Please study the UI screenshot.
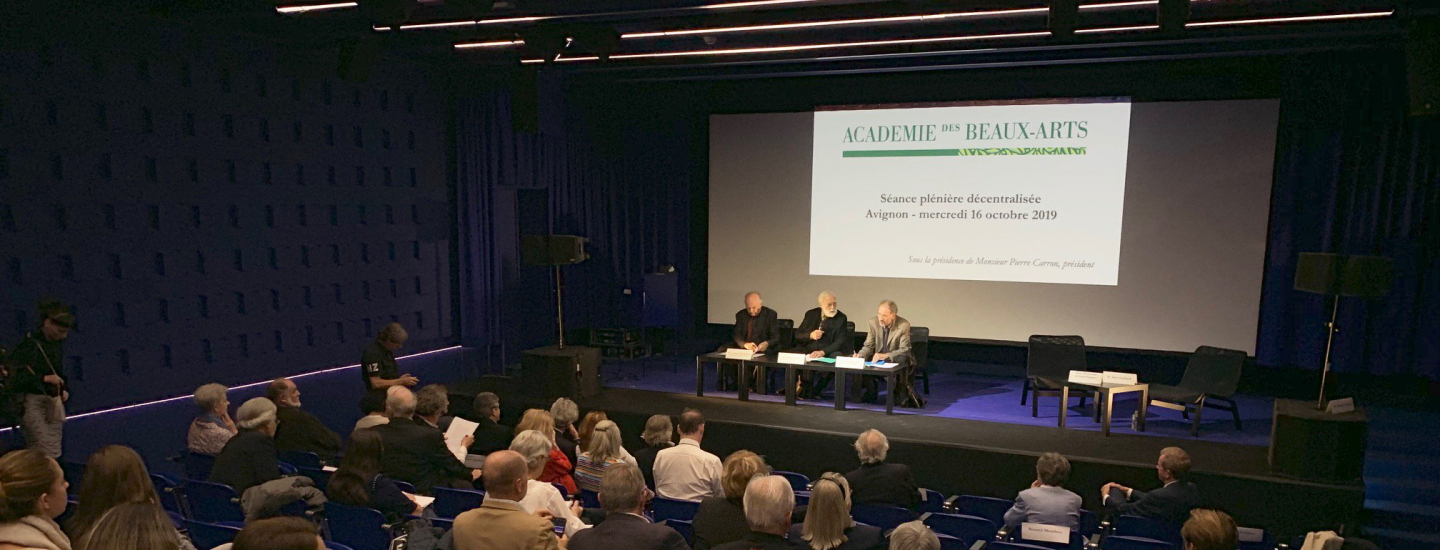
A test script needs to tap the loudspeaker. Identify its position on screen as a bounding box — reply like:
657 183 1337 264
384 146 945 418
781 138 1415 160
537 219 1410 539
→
1294 253 1393 296
1407 18 1440 117
522 235 588 266
338 38 381 83
1269 399 1368 482
520 345 601 400
1294 253 1343 294
512 68 539 133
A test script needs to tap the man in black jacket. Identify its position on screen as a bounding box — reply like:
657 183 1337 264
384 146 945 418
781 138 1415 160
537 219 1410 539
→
268 378 342 464
370 386 480 495
793 291 851 399
211 397 282 495
465 391 512 457
843 429 920 513
569 463 689 550
1102 446 1200 525
712 475 798 550
720 292 781 392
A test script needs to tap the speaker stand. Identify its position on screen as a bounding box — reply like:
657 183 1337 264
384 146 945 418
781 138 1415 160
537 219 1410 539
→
1317 294 1340 410
554 265 566 349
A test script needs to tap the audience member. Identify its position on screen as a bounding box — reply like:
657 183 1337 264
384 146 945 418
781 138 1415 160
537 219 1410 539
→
64 446 194 548
9 301 74 460
551 398 581 469
1003 452 1081 530
792 473 882 550
516 409 578 495
210 397 282 495
653 409 724 501
414 384 458 431
72 502 192 550
576 411 606 454
512 430 589 536
887 521 939 550
370 386 479 495
0 449 70 550
693 451 769 550
634 415 676 488
187 383 237 455
231 517 324 550
712 475 795 550
1102 447 1199 525
467 392 513 457
1181 509 1237 550
354 390 391 432
569 463 687 550
327 429 422 521
844 430 919 512
268 378 342 464
454 450 567 550
576 421 629 493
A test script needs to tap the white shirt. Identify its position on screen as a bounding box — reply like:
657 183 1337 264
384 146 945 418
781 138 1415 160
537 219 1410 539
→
652 438 724 501
520 479 590 536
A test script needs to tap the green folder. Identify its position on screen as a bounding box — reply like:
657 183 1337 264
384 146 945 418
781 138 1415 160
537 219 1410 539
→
814 357 837 364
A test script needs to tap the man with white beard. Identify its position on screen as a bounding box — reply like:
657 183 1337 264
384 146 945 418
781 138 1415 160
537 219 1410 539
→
792 291 852 399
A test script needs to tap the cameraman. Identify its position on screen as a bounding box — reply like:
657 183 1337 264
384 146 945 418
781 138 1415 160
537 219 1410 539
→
8 301 74 458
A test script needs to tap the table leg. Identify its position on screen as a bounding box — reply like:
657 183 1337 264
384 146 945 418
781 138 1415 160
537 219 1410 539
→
1102 392 1115 437
1059 386 1069 428
885 374 894 415
834 371 847 411
785 367 797 406
695 357 704 397
738 361 750 402
1138 387 1149 432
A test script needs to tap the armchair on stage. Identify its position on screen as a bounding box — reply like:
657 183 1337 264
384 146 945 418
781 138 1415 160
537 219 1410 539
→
1147 346 1246 436
1022 335 1096 420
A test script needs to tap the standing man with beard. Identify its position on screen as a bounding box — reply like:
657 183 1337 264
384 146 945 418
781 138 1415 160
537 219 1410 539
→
8 301 75 458
793 291 852 399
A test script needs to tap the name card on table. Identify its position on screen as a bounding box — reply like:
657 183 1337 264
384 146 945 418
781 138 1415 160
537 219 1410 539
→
835 356 866 369
1325 397 1356 414
777 352 808 365
1021 523 1071 544
724 348 758 360
1068 371 1104 385
1102 371 1139 385
1237 527 1265 543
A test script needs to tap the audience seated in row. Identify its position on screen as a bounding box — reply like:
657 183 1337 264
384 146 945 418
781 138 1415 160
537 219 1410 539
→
66 445 196 550
466 392 514 458
0 449 71 550
845 429 920 513
512 430 590 536
327 428 423 521
369 386 479 495
515 409 579 495
692 450 769 550
1102 446 1199 525
454 450 566 550
569 464 688 550
634 414 677 488
793 473 883 550
653 409 724 502
712 475 795 550
576 420 630 494
210 397 283 495
551 398 582 470
187 383 238 456
269 377 343 465
1003 452 1082 531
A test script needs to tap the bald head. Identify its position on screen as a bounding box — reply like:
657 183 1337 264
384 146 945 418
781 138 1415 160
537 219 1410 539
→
386 386 416 418
482 450 530 500
744 292 763 315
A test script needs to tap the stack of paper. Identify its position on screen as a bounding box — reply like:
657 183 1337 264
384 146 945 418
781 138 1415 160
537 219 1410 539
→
444 417 480 462
407 493 436 509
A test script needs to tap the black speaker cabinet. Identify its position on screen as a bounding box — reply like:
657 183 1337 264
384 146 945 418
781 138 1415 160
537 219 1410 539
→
1407 18 1440 117
1269 399 1369 483
521 345 601 400
522 235 589 266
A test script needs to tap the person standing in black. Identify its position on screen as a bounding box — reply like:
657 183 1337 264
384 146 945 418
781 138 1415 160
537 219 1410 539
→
720 292 780 392
361 322 418 393
8 301 74 458
793 291 851 399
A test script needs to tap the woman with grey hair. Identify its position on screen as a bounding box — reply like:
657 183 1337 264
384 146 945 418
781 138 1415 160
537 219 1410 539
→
888 521 940 550
792 473 883 550
550 397 581 468
512 430 590 535
209 397 282 494
633 414 674 487
187 383 237 455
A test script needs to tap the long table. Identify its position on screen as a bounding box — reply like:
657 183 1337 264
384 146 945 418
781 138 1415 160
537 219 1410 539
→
696 352 901 415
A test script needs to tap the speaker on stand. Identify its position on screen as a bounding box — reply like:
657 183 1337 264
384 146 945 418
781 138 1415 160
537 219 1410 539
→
519 234 601 400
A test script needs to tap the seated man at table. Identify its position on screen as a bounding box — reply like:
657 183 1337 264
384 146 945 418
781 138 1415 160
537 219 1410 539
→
853 300 923 407
794 291 852 399
718 291 781 392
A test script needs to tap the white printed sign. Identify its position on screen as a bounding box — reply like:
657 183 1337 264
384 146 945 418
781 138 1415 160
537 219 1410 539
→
777 352 808 365
724 348 758 360
1021 523 1070 544
1068 371 1103 385
836 356 866 369
1101 371 1139 385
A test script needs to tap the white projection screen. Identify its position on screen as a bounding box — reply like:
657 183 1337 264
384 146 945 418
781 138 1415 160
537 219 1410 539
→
707 99 1279 353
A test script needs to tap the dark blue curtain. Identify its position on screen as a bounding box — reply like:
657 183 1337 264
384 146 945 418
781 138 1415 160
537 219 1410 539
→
1256 57 1440 377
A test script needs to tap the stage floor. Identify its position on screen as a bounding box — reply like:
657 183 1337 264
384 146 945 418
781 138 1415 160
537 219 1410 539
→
601 357 1276 447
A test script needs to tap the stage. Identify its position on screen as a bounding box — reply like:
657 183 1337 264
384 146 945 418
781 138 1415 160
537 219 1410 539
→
449 356 1366 540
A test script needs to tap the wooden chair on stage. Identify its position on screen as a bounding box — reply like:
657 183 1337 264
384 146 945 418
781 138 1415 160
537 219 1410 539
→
1147 345 1247 436
1022 335 1095 420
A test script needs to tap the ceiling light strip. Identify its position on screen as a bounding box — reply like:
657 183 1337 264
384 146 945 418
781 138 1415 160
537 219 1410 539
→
276 1 358 14
1078 1 1158 10
606 30 1051 60
1075 24 1160 33
1186 11 1393 27
622 7 1050 39
700 0 831 9
455 39 526 49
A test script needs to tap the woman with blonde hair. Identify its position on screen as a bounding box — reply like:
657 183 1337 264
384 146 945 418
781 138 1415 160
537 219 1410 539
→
575 411 637 467
514 409 578 495
575 420 628 493
0 448 71 550
792 473 882 550
64 445 194 549
691 450 770 550
72 502 190 550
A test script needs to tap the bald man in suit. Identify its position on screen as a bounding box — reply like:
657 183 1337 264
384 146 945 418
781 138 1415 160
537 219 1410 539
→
453 450 568 550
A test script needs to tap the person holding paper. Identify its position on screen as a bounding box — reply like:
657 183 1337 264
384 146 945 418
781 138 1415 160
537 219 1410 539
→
853 300 922 407
371 386 480 495
720 292 781 392
795 291 852 399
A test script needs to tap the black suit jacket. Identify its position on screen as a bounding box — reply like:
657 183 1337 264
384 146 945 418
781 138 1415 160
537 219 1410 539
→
466 417 514 456
787 523 884 550
692 497 750 550
370 416 472 495
556 428 579 471
569 513 691 550
844 462 921 512
1105 480 1200 525
273 405 343 463
795 308 851 356
209 429 281 495
733 307 781 350
635 443 673 488
712 532 801 550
